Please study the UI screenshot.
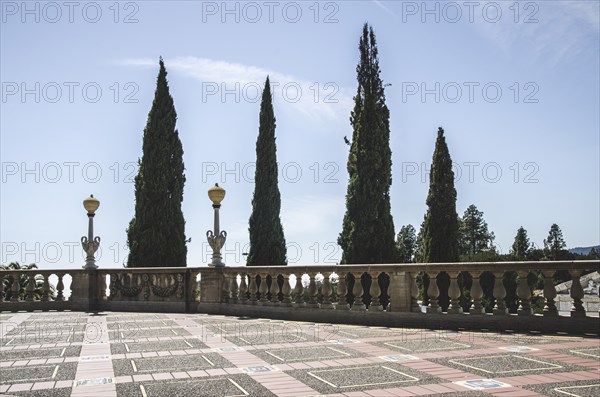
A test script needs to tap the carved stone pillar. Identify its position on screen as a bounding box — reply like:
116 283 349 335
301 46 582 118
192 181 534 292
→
426 272 441 314
352 272 366 311
469 272 484 315
447 272 463 314
493 272 507 315
516 270 531 315
569 270 586 317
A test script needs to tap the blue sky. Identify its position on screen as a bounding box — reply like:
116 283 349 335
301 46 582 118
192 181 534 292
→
1 0 599 269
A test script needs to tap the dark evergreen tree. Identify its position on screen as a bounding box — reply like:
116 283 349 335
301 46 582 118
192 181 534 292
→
511 226 532 259
338 23 398 264
127 58 187 268
543 223 566 260
413 217 426 263
459 204 495 258
422 127 459 262
247 76 287 266
396 224 416 263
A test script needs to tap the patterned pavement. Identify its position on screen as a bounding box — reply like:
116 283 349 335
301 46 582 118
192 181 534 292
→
0 311 598 396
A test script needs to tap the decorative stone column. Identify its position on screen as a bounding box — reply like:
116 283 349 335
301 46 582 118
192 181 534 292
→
447 272 463 314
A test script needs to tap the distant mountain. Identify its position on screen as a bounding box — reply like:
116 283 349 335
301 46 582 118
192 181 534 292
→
568 245 600 255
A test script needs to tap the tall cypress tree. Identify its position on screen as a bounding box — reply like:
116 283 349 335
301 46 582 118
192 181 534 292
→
126 58 187 268
338 23 397 264
247 77 287 266
422 127 459 262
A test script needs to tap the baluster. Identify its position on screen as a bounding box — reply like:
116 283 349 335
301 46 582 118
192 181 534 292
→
230 273 239 303
516 270 531 315
426 272 441 314
569 270 586 317
306 273 318 308
469 272 484 314
259 274 269 304
270 274 281 305
410 273 420 312
493 271 507 315
369 272 382 311
293 273 304 307
10 272 20 302
41 274 50 302
239 273 248 303
320 272 334 309
25 273 36 302
447 272 463 314
222 273 231 303
98 273 107 301
281 274 292 307
542 270 557 316
352 272 366 311
248 273 258 304
336 272 349 310
0 282 5 302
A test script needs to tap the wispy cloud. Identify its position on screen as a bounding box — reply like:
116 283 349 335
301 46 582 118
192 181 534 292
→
473 1 599 66
372 0 397 18
118 57 354 123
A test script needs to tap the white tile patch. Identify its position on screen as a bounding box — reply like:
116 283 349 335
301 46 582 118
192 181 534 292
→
240 365 278 373
74 377 114 387
454 379 512 390
326 339 360 344
79 355 111 362
213 346 245 353
498 346 539 352
379 355 420 362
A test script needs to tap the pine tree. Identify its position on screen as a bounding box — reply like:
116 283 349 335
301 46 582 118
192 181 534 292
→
338 23 397 264
422 127 459 262
247 77 287 266
459 204 495 257
543 223 566 260
396 225 416 263
511 226 532 259
126 58 187 268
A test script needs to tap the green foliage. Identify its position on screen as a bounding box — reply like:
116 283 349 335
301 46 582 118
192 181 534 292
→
511 226 532 259
0 262 55 300
543 223 567 260
396 224 416 263
127 58 187 268
459 204 495 258
338 23 397 264
247 77 287 266
422 127 459 263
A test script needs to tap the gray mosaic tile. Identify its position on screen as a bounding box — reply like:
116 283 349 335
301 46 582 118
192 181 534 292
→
524 379 600 397
115 374 276 397
0 362 77 384
373 338 477 353
113 353 232 376
109 326 190 341
554 347 600 360
286 362 439 394
429 354 586 377
252 345 360 364
110 338 207 354
0 387 71 397
0 345 81 360
107 319 177 330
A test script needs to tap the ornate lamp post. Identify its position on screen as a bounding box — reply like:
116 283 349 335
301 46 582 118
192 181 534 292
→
207 183 227 267
81 194 101 270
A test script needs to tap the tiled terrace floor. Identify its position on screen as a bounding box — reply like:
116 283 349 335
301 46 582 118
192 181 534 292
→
0 311 598 397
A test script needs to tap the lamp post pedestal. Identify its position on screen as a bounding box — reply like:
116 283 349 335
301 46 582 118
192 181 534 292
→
81 195 100 270
207 184 227 267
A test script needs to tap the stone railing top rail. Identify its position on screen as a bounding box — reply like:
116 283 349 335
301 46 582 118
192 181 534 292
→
0 260 598 274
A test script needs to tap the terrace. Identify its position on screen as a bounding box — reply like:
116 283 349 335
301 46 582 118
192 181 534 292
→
1 260 599 396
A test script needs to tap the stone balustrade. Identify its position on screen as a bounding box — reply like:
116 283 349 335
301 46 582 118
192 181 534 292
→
1 260 598 334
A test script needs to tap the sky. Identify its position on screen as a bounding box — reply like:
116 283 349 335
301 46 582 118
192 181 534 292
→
1 0 599 270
